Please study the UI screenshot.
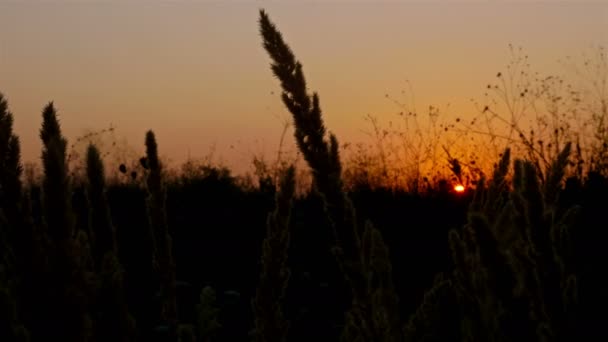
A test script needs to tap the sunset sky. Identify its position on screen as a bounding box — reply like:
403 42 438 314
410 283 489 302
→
1 1 606 174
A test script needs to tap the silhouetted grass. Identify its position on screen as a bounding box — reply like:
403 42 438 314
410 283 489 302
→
1 11 608 342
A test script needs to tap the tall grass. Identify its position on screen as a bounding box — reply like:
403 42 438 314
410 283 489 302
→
0 10 606 342
0 92 28 341
252 166 295 342
86 144 136 341
259 10 402 342
144 130 178 341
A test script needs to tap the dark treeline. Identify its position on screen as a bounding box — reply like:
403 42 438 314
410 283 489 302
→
2 9 608 342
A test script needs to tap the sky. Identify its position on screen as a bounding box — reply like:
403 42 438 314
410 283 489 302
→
0 0 606 175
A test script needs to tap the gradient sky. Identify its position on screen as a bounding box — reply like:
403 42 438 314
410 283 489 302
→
1 1 606 174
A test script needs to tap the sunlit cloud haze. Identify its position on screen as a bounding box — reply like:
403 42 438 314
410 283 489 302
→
1 1 606 174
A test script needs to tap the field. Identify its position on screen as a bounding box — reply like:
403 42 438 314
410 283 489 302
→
1 9 608 342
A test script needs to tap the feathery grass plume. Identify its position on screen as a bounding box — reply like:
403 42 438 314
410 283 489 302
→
259 10 401 342
516 161 556 323
86 143 136 341
543 142 571 205
252 166 295 342
86 144 116 267
196 286 221 342
0 94 25 292
40 102 73 241
520 161 545 234
468 149 511 218
13 176 51 342
0 93 23 228
0 94 27 341
484 149 511 213
469 176 487 212
513 156 579 342
509 160 557 340
258 10 355 254
144 130 178 340
39 102 94 341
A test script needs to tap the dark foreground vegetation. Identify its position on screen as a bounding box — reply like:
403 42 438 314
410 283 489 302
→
2 10 608 342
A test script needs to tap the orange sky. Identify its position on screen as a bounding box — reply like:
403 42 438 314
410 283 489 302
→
1 1 606 175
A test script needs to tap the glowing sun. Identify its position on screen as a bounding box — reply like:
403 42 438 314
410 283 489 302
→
454 184 465 193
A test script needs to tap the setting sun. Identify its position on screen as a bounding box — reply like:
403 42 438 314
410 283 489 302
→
454 184 465 193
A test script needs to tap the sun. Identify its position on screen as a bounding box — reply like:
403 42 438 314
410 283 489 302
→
454 184 465 193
